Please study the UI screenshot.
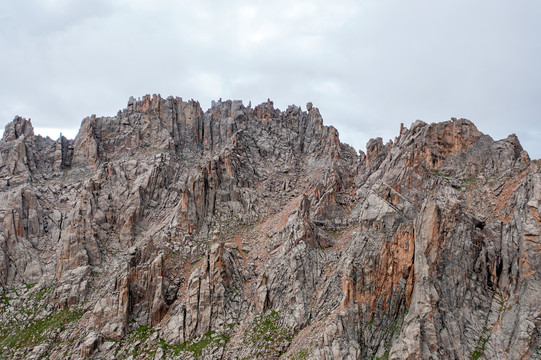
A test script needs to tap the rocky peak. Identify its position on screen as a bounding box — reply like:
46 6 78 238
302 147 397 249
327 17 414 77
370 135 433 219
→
2 116 34 141
66 95 348 169
0 97 539 360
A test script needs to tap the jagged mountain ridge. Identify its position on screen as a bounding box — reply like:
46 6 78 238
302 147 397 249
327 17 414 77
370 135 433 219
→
0 94 540 359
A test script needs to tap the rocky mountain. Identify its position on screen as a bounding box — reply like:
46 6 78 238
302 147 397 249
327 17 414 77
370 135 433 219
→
0 94 539 359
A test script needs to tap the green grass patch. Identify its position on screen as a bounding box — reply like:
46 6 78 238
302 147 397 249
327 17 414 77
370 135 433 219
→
134 324 154 341
30 284 55 303
291 348 310 360
375 351 390 360
242 310 292 357
160 330 231 358
0 306 83 350
2 295 14 306
126 325 157 358
470 335 488 360
430 169 454 178
23 282 36 290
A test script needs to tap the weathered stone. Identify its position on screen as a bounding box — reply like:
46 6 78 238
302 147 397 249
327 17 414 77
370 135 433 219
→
0 98 539 360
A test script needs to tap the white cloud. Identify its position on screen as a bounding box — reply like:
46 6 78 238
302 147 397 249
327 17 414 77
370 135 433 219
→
34 127 79 140
1 0 540 158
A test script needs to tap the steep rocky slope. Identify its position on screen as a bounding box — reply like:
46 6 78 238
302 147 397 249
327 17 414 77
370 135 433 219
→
0 94 539 359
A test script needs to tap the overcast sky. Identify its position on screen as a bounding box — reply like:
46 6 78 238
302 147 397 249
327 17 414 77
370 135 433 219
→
1 0 540 158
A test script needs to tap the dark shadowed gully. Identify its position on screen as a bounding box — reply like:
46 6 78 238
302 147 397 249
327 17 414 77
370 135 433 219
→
0 95 540 359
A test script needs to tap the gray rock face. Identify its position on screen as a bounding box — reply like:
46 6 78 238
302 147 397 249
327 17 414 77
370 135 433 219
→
0 96 539 359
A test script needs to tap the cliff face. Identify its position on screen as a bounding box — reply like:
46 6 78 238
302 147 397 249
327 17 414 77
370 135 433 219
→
0 95 539 359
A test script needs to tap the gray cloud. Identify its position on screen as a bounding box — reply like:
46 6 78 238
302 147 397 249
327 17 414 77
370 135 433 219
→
1 0 540 158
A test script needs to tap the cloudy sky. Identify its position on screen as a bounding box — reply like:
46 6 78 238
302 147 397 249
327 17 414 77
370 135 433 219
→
1 0 540 158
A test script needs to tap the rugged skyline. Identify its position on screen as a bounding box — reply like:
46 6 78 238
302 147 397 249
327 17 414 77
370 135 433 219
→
1 0 540 158
0 96 539 358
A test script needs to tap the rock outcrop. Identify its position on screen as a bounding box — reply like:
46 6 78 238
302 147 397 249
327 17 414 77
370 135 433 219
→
0 95 539 359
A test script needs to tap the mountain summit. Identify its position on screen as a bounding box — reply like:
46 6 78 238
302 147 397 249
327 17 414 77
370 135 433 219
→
0 95 539 359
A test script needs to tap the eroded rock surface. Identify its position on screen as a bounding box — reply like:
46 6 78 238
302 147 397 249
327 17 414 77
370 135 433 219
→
0 96 539 359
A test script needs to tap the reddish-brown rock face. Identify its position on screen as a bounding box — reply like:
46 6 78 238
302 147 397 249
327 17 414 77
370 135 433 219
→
0 95 539 359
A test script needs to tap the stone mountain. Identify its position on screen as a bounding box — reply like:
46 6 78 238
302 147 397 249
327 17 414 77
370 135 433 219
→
0 94 539 359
